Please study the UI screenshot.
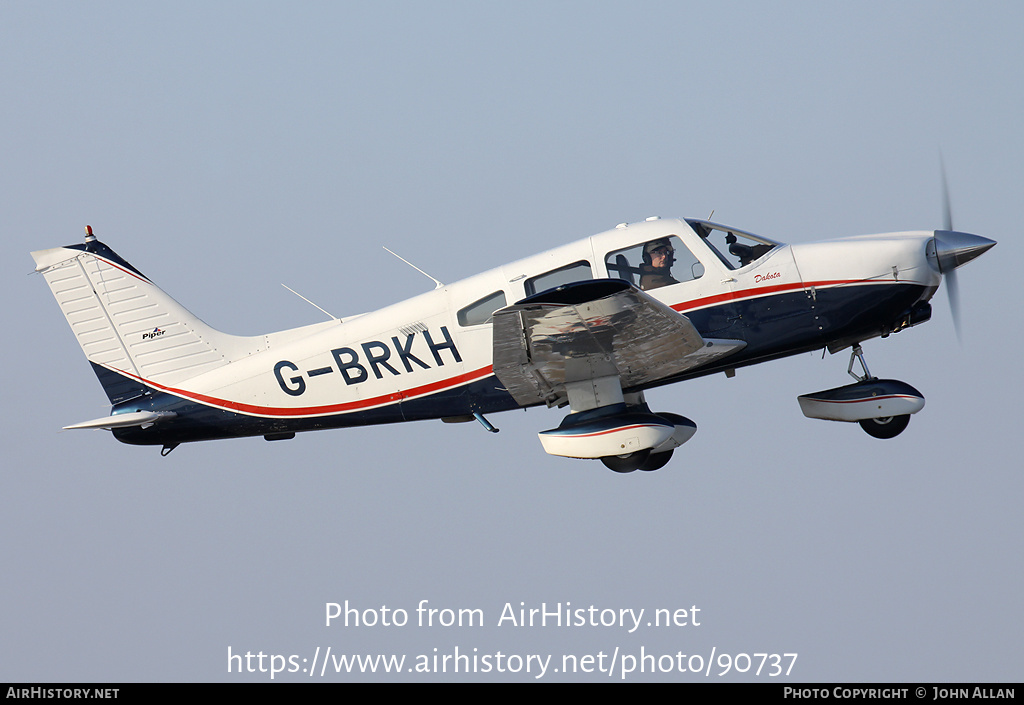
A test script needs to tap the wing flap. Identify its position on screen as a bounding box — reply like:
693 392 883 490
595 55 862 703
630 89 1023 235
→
492 280 745 407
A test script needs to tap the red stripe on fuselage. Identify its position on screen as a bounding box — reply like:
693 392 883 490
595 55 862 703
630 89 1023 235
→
100 278 917 419
549 423 670 439
670 278 915 314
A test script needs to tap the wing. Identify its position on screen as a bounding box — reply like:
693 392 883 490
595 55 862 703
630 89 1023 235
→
492 279 746 408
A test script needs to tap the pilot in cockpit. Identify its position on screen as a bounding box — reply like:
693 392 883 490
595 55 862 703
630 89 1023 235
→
639 238 680 291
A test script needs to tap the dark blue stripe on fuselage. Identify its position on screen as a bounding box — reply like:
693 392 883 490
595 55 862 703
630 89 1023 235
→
109 373 519 446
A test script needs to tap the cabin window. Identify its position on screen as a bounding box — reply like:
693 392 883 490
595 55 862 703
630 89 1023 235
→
686 220 779 269
525 260 593 296
604 235 704 291
457 290 507 327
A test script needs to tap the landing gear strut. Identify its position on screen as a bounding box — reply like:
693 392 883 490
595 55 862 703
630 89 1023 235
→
847 344 912 439
847 344 872 382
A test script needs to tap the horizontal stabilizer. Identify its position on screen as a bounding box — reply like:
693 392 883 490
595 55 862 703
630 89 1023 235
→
63 411 177 430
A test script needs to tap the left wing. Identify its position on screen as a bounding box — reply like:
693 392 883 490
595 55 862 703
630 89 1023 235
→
491 280 745 408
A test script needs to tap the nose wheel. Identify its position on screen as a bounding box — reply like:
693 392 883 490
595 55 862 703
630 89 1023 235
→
858 414 911 439
798 344 924 439
848 345 914 439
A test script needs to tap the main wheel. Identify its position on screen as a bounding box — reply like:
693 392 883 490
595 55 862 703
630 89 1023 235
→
638 449 674 471
601 449 651 473
858 414 910 439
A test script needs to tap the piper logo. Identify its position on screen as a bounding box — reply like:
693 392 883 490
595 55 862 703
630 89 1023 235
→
142 327 166 341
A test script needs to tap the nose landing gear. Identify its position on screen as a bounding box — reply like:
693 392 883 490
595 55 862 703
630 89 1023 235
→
858 414 911 439
797 345 924 439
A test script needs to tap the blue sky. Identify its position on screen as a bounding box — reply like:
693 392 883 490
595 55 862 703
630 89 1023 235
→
3 1 1021 681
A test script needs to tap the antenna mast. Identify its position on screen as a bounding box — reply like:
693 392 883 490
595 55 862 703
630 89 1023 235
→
383 246 444 289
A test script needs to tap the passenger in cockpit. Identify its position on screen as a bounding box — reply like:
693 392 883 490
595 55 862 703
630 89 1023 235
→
726 233 755 267
639 238 680 291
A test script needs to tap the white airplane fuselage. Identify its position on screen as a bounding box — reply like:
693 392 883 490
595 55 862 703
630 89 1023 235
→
32 216 991 455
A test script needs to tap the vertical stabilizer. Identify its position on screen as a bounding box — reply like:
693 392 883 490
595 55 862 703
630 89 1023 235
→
32 234 263 403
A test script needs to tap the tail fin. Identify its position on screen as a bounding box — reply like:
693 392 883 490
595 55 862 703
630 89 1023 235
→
32 231 263 404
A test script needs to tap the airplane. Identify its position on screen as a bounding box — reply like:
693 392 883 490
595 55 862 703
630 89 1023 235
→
31 213 994 471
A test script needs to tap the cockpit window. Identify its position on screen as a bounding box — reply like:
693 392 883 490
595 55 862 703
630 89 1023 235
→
605 235 704 291
525 260 593 296
457 290 507 327
686 220 779 269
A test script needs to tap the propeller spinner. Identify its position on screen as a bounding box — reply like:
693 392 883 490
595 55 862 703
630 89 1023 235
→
933 168 996 340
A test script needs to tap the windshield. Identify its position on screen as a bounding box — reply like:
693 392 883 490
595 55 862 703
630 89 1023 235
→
686 219 781 270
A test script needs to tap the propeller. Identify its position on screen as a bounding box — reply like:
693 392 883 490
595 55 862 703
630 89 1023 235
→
940 164 961 341
932 162 995 341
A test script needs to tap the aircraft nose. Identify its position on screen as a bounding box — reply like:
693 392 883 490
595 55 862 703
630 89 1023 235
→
932 230 996 273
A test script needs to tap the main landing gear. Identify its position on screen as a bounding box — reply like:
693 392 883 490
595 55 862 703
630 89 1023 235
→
604 411 693 472
797 344 925 439
601 445 677 473
538 396 697 474
602 449 652 473
595 409 697 473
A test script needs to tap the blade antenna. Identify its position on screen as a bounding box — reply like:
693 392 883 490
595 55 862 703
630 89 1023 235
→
383 246 444 289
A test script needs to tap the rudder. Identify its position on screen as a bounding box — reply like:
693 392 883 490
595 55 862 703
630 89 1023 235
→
32 230 263 403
